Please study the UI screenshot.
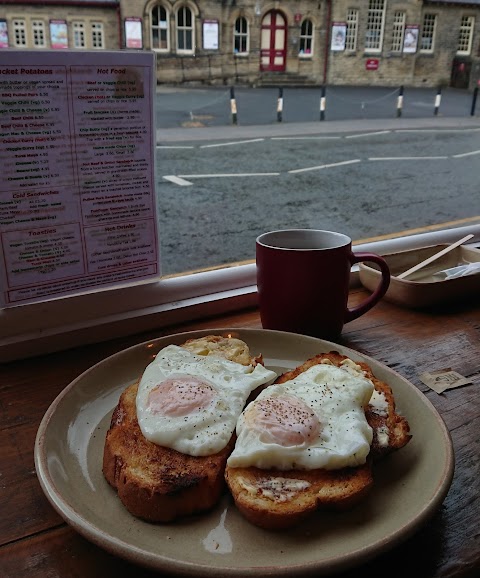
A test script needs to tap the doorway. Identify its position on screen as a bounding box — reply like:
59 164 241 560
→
260 10 287 72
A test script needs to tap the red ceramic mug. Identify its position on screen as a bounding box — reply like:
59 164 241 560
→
256 229 390 339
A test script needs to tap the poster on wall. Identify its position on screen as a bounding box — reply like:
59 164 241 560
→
203 20 219 50
331 22 347 51
403 25 419 53
125 17 143 49
50 20 68 49
0 20 8 48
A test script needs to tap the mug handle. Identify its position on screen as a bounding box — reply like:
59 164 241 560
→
345 252 391 323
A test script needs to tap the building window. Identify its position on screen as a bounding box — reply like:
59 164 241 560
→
391 12 405 52
234 16 248 54
345 9 358 51
176 6 194 53
32 20 46 48
457 16 474 55
365 0 385 52
420 14 436 53
299 19 313 56
13 19 27 47
152 5 169 51
91 22 104 49
73 22 85 48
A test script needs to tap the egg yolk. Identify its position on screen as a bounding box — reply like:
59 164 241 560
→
147 375 216 417
246 394 321 446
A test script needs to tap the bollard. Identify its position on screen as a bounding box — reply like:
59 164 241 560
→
471 86 479 116
277 87 283 122
319 85 326 121
434 86 442 116
230 86 238 125
396 85 404 118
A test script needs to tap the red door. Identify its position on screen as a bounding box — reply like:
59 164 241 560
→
260 11 287 72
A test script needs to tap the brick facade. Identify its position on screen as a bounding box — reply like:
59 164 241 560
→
1 0 479 89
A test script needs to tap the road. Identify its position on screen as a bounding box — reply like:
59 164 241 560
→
155 125 479 275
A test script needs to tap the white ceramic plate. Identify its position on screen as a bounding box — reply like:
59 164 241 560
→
34 328 454 577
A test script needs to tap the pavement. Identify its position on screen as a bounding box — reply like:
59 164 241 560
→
156 114 480 143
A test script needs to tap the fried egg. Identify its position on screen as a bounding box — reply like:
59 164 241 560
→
136 344 277 457
227 362 374 470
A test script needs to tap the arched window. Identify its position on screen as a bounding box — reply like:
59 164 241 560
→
151 4 169 51
234 16 249 54
176 6 194 53
299 19 313 56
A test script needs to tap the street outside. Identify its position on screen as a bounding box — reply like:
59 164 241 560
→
154 86 480 276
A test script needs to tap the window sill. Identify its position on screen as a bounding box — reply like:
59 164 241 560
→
2 224 480 362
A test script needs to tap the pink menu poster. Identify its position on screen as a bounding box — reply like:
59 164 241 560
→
0 51 159 307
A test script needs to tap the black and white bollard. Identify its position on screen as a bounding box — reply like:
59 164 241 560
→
434 86 442 116
277 87 283 122
230 87 238 125
396 85 404 118
319 85 326 121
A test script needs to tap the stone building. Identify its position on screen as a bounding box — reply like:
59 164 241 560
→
1 0 479 89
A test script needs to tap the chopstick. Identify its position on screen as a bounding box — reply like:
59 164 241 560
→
396 234 475 280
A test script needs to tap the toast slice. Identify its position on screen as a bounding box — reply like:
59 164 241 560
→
225 351 411 530
103 335 274 522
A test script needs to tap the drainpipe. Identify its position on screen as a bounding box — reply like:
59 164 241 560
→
322 0 332 85
117 2 122 49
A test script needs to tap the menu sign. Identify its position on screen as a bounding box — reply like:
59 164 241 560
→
0 51 159 307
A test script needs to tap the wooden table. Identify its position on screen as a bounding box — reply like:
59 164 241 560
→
1 287 479 577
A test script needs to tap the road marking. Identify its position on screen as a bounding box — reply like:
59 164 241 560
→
178 172 280 178
157 145 195 149
200 138 264 148
452 149 480 158
288 159 361 174
395 128 480 133
368 156 448 161
346 131 391 139
163 175 193 186
271 136 342 140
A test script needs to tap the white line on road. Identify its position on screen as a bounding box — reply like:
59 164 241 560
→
346 131 391 139
368 156 449 161
178 172 280 178
157 145 195 149
270 136 342 140
200 138 264 148
452 149 480 158
163 175 193 186
395 128 480 133
288 159 361 174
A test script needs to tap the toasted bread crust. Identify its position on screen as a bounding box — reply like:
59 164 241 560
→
103 381 235 522
225 351 411 530
103 334 264 523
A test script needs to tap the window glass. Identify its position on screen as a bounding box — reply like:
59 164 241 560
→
420 14 436 52
32 20 46 48
365 0 385 51
299 19 313 55
151 5 169 50
457 15 474 54
176 6 194 52
391 12 405 52
345 9 358 51
234 16 248 54
73 21 86 48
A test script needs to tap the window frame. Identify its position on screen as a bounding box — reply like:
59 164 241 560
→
299 18 314 57
32 19 46 48
176 5 194 54
73 21 86 49
13 18 27 48
233 15 249 55
345 9 359 51
456 15 475 55
151 4 170 52
3 224 479 363
420 13 437 54
364 0 386 53
91 21 105 49
391 11 405 53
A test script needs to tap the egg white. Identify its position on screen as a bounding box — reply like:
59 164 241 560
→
136 344 277 456
227 363 374 470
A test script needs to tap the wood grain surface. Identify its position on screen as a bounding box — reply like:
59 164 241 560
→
1 289 479 577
